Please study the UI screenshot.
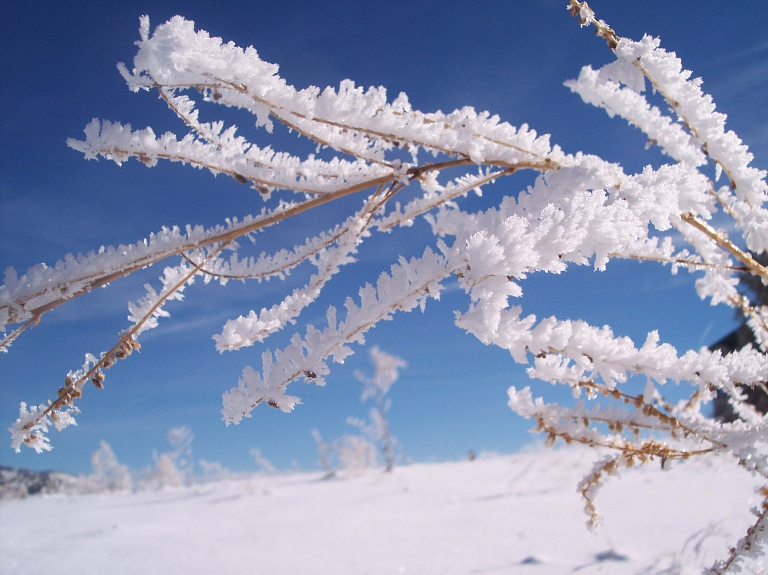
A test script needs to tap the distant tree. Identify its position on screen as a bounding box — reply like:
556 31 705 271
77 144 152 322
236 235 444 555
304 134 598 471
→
3 1 767 571
311 429 335 479
165 425 194 484
352 346 406 472
152 453 184 488
311 346 405 474
333 434 378 475
249 447 276 475
139 425 194 489
90 440 132 492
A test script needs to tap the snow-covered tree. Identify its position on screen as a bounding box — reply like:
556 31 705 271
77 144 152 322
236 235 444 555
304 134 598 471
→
310 429 335 479
142 426 195 489
2 1 767 571
249 447 276 475
90 440 132 492
333 434 378 475
353 346 406 471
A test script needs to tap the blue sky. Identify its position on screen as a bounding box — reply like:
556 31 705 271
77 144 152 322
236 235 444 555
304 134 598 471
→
1 1 767 475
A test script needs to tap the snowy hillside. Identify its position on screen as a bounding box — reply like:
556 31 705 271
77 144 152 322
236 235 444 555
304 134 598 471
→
0 447 762 575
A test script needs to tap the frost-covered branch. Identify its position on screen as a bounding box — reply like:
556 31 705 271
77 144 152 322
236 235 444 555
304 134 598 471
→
221 247 446 421
4 6 768 571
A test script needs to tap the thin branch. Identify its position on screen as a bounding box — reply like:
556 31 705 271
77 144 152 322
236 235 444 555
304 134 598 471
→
92 146 338 195
567 0 620 50
20 241 231 437
157 86 225 148
681 214 768 282
613 252 749 272
151 74 562 168
378 162 554 232
709 493 768 574
1 173 396 349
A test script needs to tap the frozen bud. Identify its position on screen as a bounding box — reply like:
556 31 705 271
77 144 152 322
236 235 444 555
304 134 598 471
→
91 371 105 388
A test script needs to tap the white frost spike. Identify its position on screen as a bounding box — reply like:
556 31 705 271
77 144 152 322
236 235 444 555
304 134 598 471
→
139 15 150 42
222 248 447 424
566 64 706 167
214 203 375 352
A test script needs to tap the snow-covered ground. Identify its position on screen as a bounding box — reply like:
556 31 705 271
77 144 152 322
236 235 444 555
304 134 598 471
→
0 446 763 575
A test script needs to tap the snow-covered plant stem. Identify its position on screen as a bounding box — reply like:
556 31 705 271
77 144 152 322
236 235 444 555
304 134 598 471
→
3 3 768 571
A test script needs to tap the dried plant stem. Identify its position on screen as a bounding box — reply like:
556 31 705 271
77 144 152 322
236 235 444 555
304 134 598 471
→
157 86 228 148
379 161 557 232
708 187 743 226
0 173 392 348
682 214 768 282
726 293 768 346
191 75 397 168
612 252 749 272
580 380 726 448
0 317 39 352
235 261 453 417
179 184 389 282
710 493 768 575
20 241 231 438
111 147 340 195
157 72 561 168
567 0 620 50
2 155 553 350
564 6 768 568
533 378 728 528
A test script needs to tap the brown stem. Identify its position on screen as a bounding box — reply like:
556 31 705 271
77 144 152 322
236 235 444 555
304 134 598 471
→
219 183 399 349
100 147 338 195
22 242 231 433
3 156 548 345
379 163 549 232
153 75 561 168
612 252 749 272
577 379 727 449
681 214 768 282
1 173 396 348
710 494 768 574
233 260 454 420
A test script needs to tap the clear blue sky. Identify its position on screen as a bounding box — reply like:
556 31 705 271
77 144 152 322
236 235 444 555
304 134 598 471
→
1 1 766 475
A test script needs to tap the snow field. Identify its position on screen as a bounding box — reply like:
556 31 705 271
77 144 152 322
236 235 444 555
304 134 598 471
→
0 447 762 575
